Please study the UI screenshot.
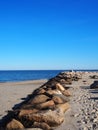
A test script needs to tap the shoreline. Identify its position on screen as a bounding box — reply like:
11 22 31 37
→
0 79 47 86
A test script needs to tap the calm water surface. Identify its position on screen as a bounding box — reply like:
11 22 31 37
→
0 70 97 82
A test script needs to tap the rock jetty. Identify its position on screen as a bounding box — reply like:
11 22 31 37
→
0 71 82 130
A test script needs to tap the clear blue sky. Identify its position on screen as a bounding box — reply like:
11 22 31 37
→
0 0 98 70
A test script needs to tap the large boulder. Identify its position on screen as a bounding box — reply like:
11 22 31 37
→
19 109 64 127
56 102 70 113
28 94 50 105
18 109 39 118
35 100 55 110
62 90 71 97
56 83 65 91
52 95 64 104
33 88 46 95
6 119 24 130
45 89 62 96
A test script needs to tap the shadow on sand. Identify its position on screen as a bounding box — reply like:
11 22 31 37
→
80 86 90 89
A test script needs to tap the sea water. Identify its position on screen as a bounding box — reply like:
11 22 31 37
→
0 70 97 82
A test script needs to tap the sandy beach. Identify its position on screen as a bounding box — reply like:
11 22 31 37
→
0 72 98 130
0 79 47 119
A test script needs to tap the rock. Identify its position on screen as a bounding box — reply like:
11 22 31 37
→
33 122 51 130
62 90 71 96
3 71 73 130
56 83 65 91
92 123 97 129
46 89 62 95
90 81 98 89
20 109 64 127
83 127 88 130
28 94 50 105
53 94 70 102
35 100 55 110
73 73 82 80
74 114 79 117
18 109 39 118
90 75 98 79
93 118 98 123
52 96 64 104
35 88 46 95
20 104 34 109
6 119 24 130
56 102 70 113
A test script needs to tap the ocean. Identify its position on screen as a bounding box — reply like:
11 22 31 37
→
0 70 65 82
0 70 98 83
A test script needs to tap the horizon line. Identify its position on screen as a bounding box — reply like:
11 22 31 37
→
0 69 98 71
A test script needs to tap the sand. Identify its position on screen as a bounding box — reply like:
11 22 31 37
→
0 72 98 130
0 79 47 119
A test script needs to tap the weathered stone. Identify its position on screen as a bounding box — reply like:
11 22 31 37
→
46 89 62 95
62 90 71 96
33 122 51 130
21 110 64 127
29 94 50 105
20 104 34 109
56 102 70 113
6 119 24 130
35 100 55 110
53 94 70 102
56 83 65 91
52 96 64 104
36 88 46 95
18 109 39 118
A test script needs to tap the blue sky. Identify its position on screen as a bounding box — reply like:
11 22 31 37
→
0 0 98 70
